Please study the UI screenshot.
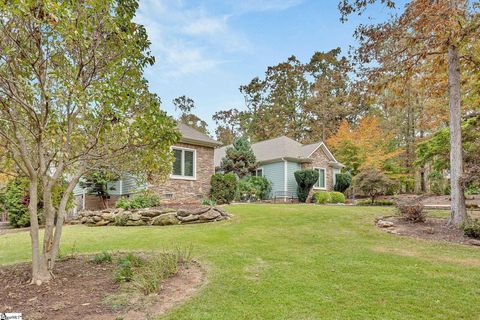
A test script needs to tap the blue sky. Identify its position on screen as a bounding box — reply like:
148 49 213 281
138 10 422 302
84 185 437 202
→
135 0 403 133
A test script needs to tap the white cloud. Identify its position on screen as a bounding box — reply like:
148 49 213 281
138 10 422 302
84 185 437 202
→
135 0 250 78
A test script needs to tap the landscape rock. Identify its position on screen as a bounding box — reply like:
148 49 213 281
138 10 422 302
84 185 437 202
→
95 220 110 226
199 209 220 221
178 215 199 223
73 205 230 227
129 213 142 221
466 239 480 246
125 219 147 226
377 220 394 228
152 213 179 226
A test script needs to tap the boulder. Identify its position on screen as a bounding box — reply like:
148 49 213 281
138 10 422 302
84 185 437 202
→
199 209 220 221
178 215 199 223
466 239 480 246
151 213 179 226
101 212 115 222
177 207 210 217
129 213 142 221
95 220 110 226
125 219 147 226
377 220 394 228
141 208 176 218
92 215 102 222
213 207 229 217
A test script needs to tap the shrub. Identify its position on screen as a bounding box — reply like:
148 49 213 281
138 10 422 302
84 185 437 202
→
114 212 129 226
237 176 272 201
357 199 394 206
90 251 113 264
354 168 394 203
115 191 161 209
201 198 217 206
294 169 319 203
314 192 331 204
462 219 480 239
247 176 272 200
334 173 352 193
374 200 395 206
4 177 30 228
210 173 237 204
397 203 426 223
329 192 346 204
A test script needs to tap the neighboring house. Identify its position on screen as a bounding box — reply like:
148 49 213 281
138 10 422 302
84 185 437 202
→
74 123 221 210
214 136 344 198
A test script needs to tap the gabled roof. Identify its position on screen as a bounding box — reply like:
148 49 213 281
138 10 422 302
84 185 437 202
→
214 135 342 167
177 123 222 147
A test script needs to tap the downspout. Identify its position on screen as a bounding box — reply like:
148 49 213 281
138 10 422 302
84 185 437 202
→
283 158 287 193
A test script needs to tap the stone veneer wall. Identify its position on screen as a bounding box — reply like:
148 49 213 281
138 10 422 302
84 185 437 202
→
302 146 334 194
149 142 215 204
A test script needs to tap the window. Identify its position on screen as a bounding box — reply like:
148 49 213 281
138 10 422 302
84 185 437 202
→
254 168 263 177
171 148 196 179
314 168 326 189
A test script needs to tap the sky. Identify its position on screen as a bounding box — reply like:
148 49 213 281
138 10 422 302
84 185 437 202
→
134 0 404 134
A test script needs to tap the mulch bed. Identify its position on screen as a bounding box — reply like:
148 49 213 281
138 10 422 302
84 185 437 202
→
0 255 204 320
376 216 480 247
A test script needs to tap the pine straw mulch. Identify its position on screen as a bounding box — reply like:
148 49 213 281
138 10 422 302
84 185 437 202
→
0 254 204 320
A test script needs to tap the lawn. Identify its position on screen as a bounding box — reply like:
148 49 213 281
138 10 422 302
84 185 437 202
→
1 205 479 319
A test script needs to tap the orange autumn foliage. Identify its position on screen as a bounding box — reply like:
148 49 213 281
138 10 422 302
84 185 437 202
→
327 116 400 173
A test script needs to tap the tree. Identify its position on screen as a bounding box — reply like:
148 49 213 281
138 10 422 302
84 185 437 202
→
173 95 209 135
327 117 399 175
294 169 320 203
0 0 179 283
220 136 257 178
212 109 242 145
213 50 360 143
79 169 120 209
354 168 394 204
338 0 480 226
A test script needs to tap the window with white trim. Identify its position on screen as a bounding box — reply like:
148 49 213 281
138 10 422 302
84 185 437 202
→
314 168 326 189
253 168 263 177
172 148 196 178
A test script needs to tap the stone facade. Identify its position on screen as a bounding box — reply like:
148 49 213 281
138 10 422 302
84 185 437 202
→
302 146 334 191
150 142 215 204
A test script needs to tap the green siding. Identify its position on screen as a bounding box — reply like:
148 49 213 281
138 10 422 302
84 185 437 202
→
260 161 285 197
286 162 301 195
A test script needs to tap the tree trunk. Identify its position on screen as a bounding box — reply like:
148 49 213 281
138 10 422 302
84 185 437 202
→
29 178 52 284
447 44 468 227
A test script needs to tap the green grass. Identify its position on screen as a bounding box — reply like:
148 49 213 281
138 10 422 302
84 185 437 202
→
1 205 479 319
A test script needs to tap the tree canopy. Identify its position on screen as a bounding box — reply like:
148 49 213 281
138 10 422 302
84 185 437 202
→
0 0 179 283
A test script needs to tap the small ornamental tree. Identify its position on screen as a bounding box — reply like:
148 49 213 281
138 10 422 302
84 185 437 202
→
334 173 352 193
79 169 121 209
220 136 257 178
0 0 179 283
354 168 393 204
294 169 319 203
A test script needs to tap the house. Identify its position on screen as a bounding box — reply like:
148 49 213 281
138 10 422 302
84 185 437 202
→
214 136 344 198
74 123 222 210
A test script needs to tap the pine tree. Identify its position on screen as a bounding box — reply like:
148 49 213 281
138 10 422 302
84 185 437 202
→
220 137 257 178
